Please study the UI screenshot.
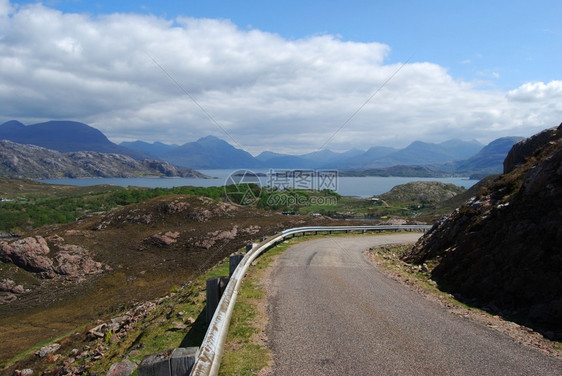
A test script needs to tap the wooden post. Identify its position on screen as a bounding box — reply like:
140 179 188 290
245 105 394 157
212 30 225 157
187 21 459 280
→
206 276 229 324
229 254 244 278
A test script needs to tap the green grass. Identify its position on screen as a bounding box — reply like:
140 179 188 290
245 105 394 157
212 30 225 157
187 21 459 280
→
219 239 295 375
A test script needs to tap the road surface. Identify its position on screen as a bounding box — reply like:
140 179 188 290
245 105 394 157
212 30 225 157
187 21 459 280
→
267 234 562 375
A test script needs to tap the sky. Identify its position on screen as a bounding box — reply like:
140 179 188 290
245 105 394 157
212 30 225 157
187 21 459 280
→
1 0 561 155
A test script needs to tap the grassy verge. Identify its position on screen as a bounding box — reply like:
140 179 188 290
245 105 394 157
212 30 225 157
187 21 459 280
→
219 240 294 375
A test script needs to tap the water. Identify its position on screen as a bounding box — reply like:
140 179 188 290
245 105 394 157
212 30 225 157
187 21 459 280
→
39 169 479 198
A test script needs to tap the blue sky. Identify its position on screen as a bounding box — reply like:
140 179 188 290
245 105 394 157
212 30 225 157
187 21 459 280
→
22 0 561 88
1 0 561 153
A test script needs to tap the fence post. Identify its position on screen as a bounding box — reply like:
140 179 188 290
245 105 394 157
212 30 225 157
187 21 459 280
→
229 254 244 278
206 276 230 324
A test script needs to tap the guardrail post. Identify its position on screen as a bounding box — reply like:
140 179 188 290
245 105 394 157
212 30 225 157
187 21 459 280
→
206 276 230 324
245 243 253 252
138 347 199 376
229 254 244 278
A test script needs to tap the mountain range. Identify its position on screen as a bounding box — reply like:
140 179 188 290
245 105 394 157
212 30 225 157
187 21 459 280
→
0 120 525 178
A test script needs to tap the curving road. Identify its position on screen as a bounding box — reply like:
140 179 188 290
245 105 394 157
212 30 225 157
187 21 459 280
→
267 235 562 375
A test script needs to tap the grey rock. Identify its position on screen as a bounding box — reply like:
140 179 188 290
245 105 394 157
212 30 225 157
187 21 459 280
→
35 343 61 358
107 359 136 376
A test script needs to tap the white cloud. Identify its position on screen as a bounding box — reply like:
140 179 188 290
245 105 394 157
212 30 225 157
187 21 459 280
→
507 81 562 102
0 1 560 155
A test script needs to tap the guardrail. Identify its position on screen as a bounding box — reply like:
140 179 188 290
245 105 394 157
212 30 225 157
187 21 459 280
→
189 224 430 376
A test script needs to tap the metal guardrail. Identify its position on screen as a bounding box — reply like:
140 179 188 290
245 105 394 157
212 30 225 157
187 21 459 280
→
189 225 431 376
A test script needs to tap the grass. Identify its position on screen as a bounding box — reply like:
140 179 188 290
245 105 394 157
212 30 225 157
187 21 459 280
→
219 239 295 375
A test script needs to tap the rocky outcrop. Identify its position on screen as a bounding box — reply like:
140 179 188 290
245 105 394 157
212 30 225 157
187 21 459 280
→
194 226 238 249
52 244 108 277
0 140 207 179
148 231 181 246
503 123 561 173
0 235 110 302
0 236 53 274
404 124 562 336
0 278 25 294
0 278 26 304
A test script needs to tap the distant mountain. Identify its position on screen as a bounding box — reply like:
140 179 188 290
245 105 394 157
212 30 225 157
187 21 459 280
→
341 165 450 178
256 148 366 169
0 120 522 177
255 151 288 162
258 155 312 168
161 135 263 169
0 120 148 160
380 140 482 167
120 140 179 158
0 140 206 179
346 137 522 178
454 137 524 178
337 146 398 169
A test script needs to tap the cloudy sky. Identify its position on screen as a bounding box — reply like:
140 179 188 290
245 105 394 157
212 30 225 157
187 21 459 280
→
1 0 561 155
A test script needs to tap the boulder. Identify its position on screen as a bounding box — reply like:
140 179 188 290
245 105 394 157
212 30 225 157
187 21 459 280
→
0 279 24 294
0 236 53 273
107 359 136 376
35 343 61 358
52 244 108 277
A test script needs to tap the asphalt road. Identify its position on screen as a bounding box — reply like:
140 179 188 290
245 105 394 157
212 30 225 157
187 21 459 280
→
267 234 562 375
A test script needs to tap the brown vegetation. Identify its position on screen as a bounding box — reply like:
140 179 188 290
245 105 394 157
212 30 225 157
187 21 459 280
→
0 194 336 366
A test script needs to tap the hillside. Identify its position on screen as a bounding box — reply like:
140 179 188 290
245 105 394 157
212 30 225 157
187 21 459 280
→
403 123 562 336
0 191 336 367
0 140 205 179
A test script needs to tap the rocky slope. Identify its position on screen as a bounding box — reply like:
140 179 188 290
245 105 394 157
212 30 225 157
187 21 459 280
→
404 124 562 337
0 140 206 179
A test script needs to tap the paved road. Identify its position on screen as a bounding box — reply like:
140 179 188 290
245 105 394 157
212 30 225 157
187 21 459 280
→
267 235 562 375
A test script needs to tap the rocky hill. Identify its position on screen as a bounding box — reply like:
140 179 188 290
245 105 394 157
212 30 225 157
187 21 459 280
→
379 181 465 204
0 192 336 365
404 123 562 337
0 140 206 179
